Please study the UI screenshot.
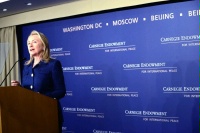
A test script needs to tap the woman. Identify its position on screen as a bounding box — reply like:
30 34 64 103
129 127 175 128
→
12 30 66 132
11 30 66 99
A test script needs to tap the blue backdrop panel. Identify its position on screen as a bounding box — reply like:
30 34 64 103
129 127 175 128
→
20 0 199 133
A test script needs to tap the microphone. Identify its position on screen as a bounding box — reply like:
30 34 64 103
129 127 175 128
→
0 58 26 86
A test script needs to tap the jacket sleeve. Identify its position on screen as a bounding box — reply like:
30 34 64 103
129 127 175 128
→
45 60 66 99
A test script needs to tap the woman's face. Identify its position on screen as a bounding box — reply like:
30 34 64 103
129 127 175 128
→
27 34 44 57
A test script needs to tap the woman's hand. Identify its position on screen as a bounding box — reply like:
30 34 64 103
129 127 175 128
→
11 80 20 86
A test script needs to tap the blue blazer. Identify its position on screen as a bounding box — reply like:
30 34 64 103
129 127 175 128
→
22 59 66 99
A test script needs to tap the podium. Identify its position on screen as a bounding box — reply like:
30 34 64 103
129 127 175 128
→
0 86 59 133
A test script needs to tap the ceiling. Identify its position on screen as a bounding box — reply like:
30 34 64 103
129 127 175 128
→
0 0 78 18
0 0 186 18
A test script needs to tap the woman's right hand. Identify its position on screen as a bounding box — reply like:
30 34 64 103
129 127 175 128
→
11 80 20 86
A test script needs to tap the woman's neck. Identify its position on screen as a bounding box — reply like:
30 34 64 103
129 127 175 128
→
33 57 42 67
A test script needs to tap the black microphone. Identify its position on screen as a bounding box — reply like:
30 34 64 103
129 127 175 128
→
0 58 26 86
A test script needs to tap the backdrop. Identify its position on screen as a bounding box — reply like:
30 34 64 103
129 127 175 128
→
19 0 199 133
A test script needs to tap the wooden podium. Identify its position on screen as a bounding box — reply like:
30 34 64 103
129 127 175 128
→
0 86 59 133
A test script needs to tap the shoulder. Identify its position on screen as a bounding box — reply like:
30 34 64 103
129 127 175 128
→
23 61 32 69
48 58 62 68
48 58 61 65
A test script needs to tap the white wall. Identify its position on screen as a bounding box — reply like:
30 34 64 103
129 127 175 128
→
0 0 166 28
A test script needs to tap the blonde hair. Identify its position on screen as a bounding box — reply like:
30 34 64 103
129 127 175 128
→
25 30 50 65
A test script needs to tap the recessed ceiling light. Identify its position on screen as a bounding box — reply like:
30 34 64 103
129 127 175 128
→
3 9 7 11
27 3 32 6
0 0 9 3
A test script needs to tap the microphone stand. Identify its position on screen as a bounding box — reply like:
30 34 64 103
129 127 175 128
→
0 58 26 86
